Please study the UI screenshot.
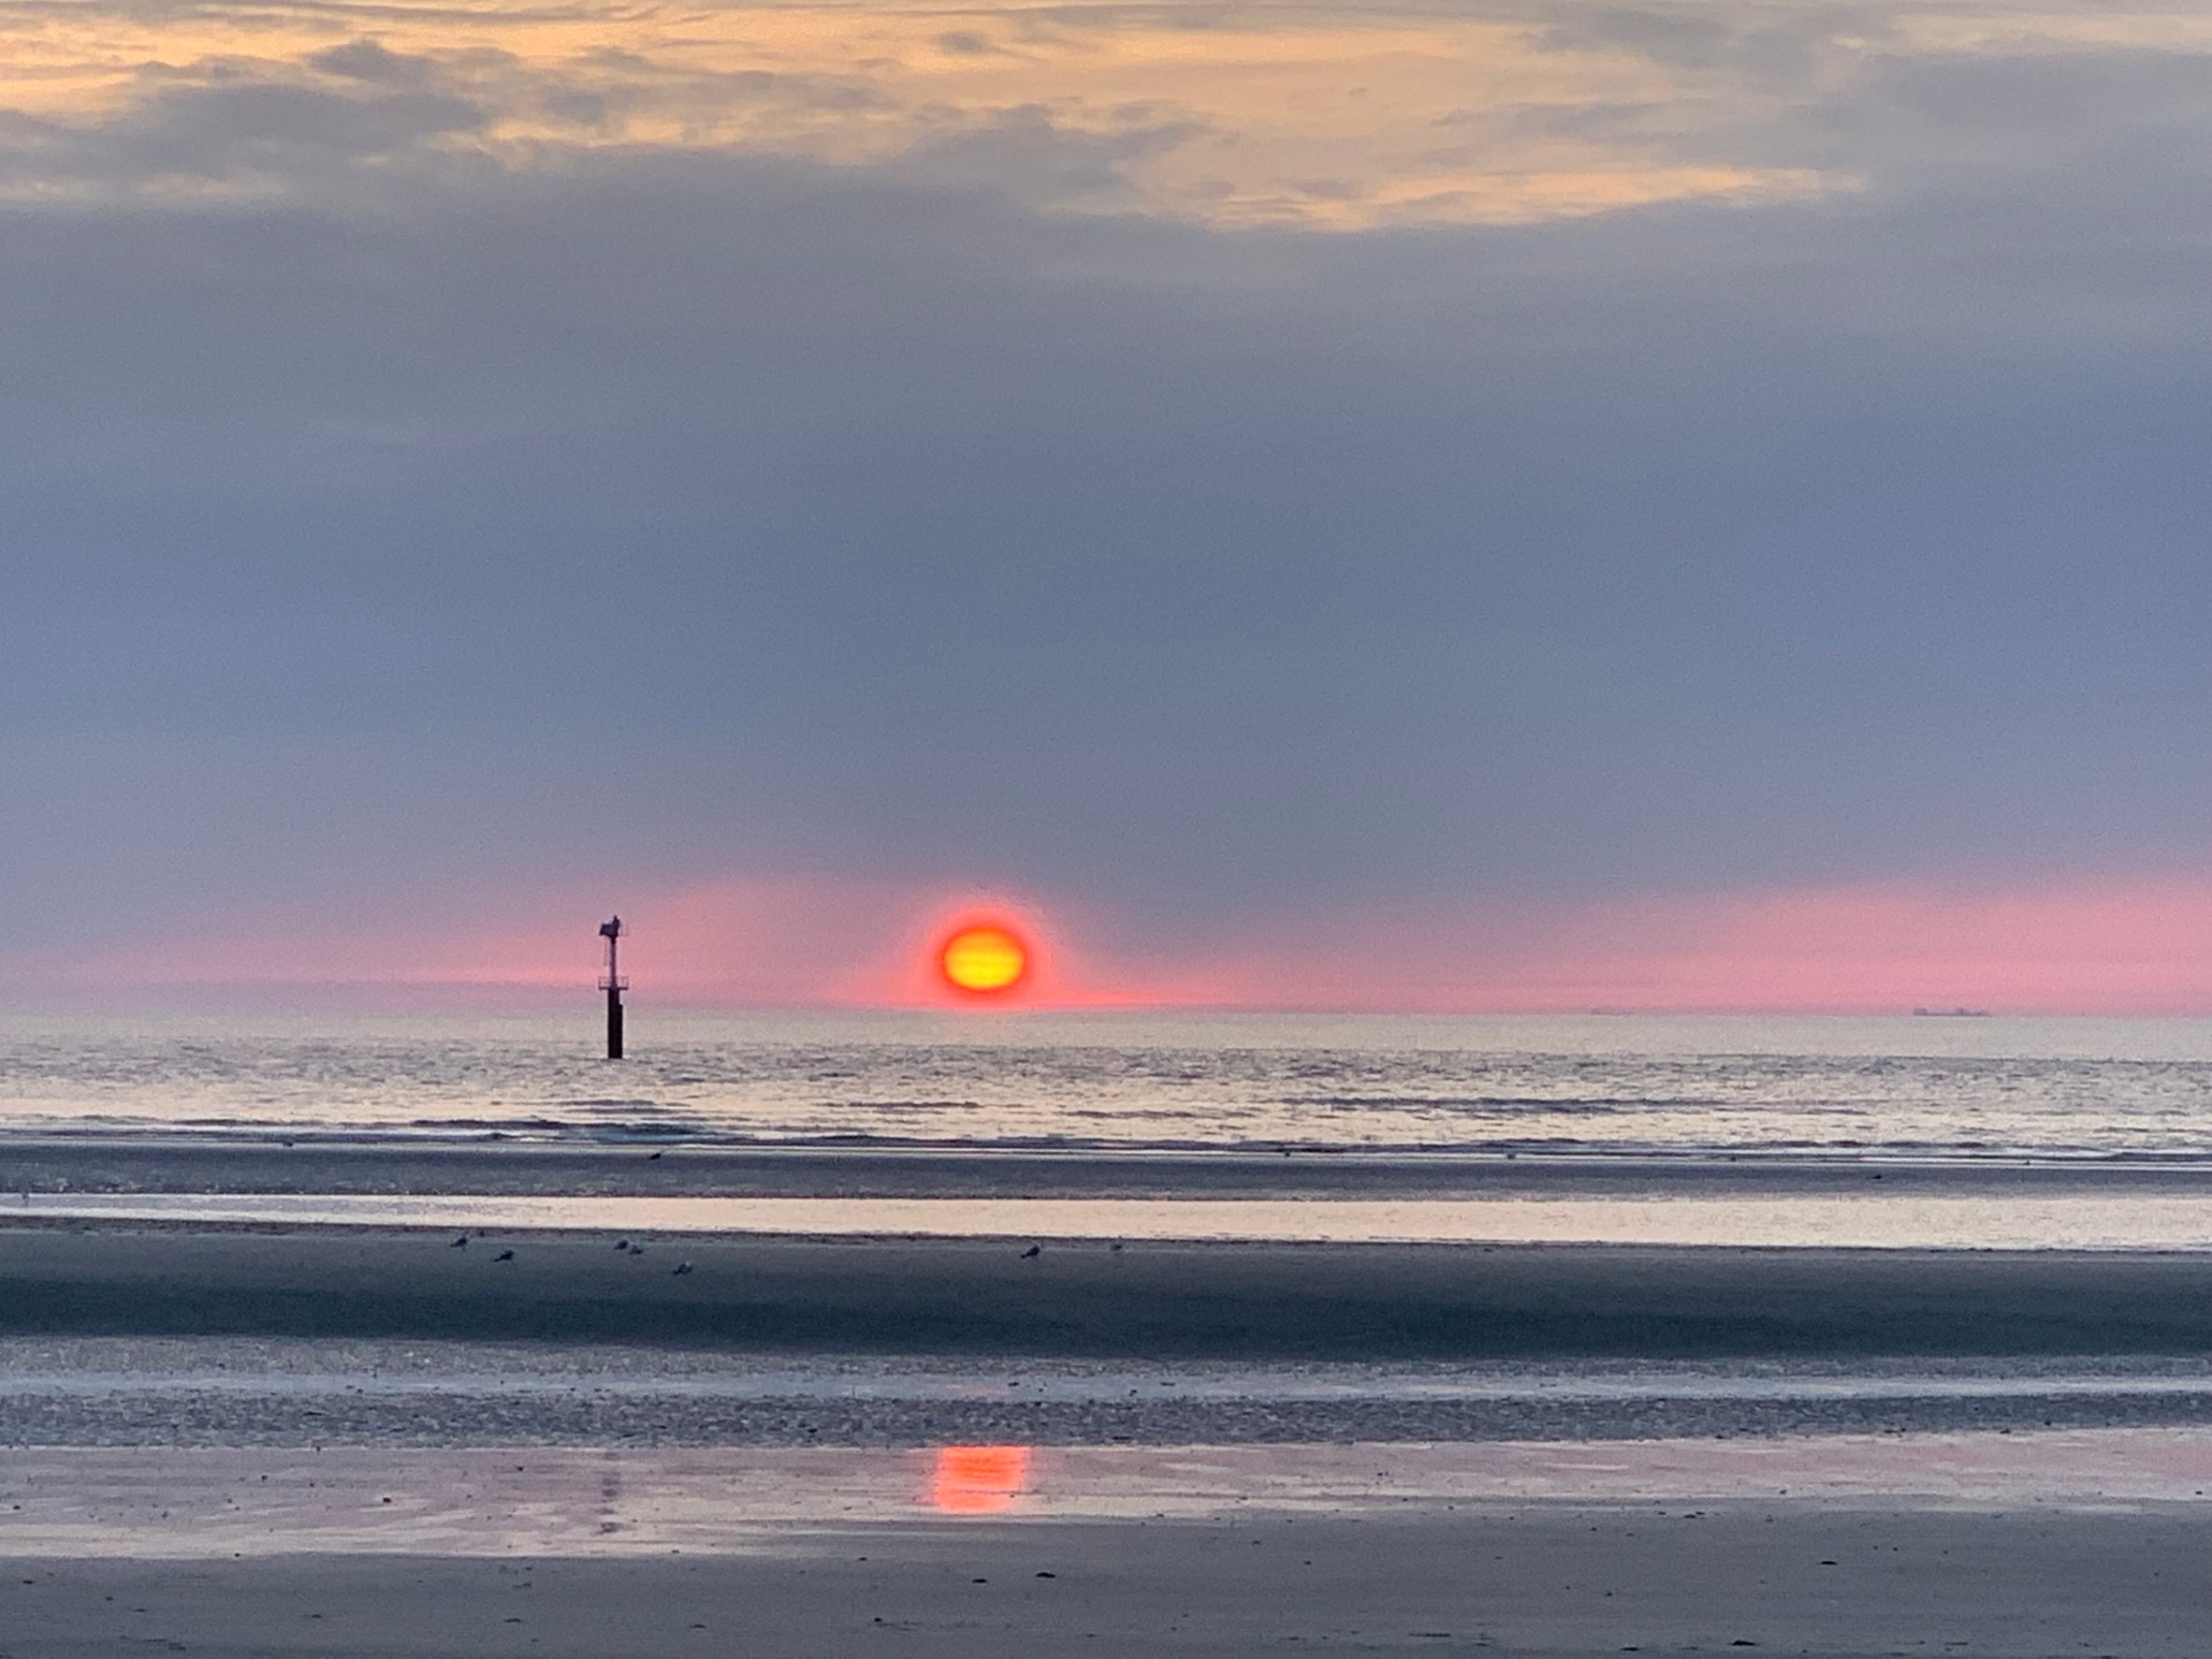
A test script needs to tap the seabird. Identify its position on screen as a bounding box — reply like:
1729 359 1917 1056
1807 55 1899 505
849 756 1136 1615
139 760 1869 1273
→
495 1249 515 1262
672 1261 693 1275
1020 1244 1041 1259
450 1234 469 1247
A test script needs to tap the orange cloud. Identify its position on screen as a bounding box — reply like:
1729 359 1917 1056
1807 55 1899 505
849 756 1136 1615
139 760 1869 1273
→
0 0 1846 226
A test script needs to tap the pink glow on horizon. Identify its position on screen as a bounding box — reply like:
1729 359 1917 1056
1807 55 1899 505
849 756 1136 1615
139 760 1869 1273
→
54 876 922 1003
43 873 2212 1016
1171 878 2212 1015
1599 879 2212 1014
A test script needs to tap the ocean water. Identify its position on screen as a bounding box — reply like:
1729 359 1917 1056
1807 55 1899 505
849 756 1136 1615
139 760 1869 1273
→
0 1010 2207 1161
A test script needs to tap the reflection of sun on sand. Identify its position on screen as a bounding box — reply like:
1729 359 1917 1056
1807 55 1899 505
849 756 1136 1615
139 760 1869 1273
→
927 1444 1033 1513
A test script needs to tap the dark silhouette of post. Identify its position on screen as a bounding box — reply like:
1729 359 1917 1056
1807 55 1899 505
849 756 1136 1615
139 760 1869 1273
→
598 916 627 1059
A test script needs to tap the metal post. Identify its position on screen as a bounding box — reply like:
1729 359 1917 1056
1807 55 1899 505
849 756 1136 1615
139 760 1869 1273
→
598 916 627 1059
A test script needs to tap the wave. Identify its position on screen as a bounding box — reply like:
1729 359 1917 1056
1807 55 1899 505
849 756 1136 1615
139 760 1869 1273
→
3 1116 2210 1168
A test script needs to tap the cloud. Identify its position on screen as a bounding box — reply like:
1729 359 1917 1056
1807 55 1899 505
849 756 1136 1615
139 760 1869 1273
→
0 0 1903 226
1 0 2199 232
0 0 2201 982
307 38 440 89
0 68 488 204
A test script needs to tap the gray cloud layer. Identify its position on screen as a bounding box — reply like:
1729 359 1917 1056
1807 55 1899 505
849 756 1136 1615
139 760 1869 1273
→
0 7 2205 958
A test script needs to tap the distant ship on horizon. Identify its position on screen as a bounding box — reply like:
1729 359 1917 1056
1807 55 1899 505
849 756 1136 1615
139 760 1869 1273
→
1913 1006 1993 1017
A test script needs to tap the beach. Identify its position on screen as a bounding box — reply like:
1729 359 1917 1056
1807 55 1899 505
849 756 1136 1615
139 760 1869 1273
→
10 1215 2212 1360
5 1138 2211 1653
11 1494 2207 1657
7 0 2203 1621
3 1435 2208 1655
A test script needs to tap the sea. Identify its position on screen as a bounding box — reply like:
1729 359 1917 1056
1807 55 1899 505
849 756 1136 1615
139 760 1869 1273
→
1 1009 2206 1163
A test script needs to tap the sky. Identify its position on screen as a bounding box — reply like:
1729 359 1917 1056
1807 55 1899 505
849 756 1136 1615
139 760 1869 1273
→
0 0 2206 1012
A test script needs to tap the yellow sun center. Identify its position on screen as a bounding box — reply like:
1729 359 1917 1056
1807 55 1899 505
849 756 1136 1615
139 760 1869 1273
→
939 924 1028 994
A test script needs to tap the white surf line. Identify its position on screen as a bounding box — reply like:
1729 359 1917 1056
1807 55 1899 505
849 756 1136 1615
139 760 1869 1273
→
1 1371 2209 1404
14 1189 2212 1248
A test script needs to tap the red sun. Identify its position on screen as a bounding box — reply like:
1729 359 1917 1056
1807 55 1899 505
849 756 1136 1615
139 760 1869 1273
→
938 923 1030 997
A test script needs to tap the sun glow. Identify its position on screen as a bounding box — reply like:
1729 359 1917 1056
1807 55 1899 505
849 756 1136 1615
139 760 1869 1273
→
939 924 1029 996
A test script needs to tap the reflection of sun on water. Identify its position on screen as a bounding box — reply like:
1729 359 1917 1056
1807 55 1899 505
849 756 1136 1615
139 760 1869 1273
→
927 1445 1032 1513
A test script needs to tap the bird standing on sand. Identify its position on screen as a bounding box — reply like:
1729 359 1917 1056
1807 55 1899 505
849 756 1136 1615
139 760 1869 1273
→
672 1260 693 1275
451 1234 469 1248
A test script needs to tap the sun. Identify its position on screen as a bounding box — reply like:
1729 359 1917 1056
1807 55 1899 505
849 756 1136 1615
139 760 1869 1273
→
939 923 1030 996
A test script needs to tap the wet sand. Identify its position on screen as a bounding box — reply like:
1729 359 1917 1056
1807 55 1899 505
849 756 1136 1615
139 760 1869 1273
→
27 1186 2212 1248
5 1150 2208 1654
7 1134 2211 1199
8 1336 2212 1445
9 1507 2203 1658
4 1223 2212 1360
12 1433 2212 1542
3 1433 2208 1656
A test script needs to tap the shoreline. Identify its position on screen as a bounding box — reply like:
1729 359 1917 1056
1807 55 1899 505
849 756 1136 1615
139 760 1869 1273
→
8 1133 2212 1194
15 1187 2212 1250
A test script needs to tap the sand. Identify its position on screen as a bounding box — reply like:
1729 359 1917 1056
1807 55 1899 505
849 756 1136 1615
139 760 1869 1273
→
2 1151 2207 1655
5 1434 2211 1654
6 1220 2212 1443
4 1502 2206 1656
7 1135 2211 1200
28 1186 2212 1249
3 1337 2211 1446
3 1223 2212 1360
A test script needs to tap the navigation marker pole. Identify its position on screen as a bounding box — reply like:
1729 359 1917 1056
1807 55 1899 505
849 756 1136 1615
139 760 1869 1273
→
599 916 627 1059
